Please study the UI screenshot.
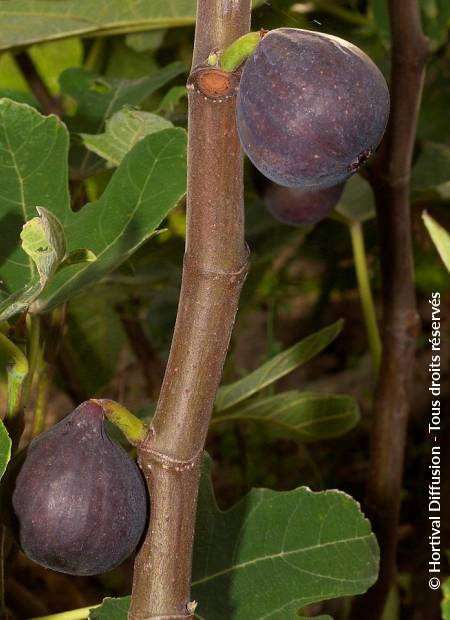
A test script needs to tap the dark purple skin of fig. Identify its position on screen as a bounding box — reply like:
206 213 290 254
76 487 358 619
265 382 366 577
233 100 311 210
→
11 401 147 576
236 28 390 189
265 182 344 226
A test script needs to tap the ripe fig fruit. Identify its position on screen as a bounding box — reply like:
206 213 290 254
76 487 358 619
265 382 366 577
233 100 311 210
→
10 400 147 575
265 182 344 226
236 28 389 189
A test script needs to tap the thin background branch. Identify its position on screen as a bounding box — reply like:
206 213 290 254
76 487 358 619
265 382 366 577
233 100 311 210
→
351 1 429 617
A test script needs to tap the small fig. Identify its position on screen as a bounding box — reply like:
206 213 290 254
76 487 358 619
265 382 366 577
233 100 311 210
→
10 400 147 575
265 182 344 226
236 28 389 189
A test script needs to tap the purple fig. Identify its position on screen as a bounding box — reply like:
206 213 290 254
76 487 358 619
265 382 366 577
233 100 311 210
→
11 400 147 575
265 182 344 225
236 28 389 189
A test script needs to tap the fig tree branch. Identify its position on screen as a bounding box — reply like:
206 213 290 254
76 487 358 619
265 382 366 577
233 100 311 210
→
14 51 64 117
128 1 250 618
351 1 429 618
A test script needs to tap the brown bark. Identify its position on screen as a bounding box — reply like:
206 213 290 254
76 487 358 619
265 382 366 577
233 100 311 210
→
15 52 64 117
128 2 251 618
351 1 429 618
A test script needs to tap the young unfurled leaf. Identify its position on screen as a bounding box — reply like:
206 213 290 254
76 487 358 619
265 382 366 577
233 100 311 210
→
0 207 67 320
20 206 66 283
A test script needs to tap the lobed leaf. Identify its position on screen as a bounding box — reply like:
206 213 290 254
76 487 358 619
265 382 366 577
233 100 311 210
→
91 458 379 620
81 107 173 167
0 98 187 316
36 126 187 312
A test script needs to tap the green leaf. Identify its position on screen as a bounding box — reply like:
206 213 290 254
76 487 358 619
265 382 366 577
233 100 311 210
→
215 320 344 412
442 576 450 620
29 38 83 94
269 610 331 620
90 598 129 620
422 212 450 273
60 62 185 133
65 290 127 394
154 85 187 116
0 206 67 320
411 142 450 203
0 1 198 52
0 99 187 316
335 174 376 224
81 107 173 167
0 419 12 480
193 463 378 619
37 126 187 312
418 56 450 142
0 1 265 52
212 391 360 442
0 279 41 322
58 248 97 269
90 602 331 620
0 98 70 295
419 0 450 51
126 29 167 53
0 90 39 110
90 596 331 620
92 459 379 620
